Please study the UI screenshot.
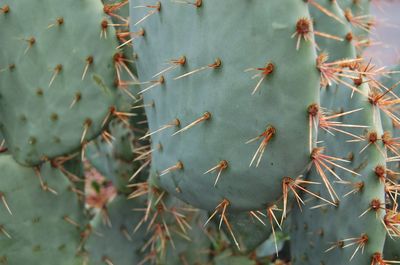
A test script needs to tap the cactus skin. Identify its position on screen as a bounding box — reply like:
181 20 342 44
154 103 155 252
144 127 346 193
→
309 0 354 60
384 230 400 260
131 0 320 212
379 65 400 133
101 0 151 134
221 211 273 254
85 195 148 265
337 0 372 50
213 250 256 265
291 2 386 264
59 154 86 203
0 0 118 166
86 180 212 265
85 137 114 179
129 174 212 264
160 210 211 265
0 155 85 264
110 120 135 162
379 66 400 260
338 0 371 14
291 86 387 263
86 120 145 192
0 131 6 153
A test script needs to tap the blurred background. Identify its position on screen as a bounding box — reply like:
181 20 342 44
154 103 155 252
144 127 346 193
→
364 0 400 67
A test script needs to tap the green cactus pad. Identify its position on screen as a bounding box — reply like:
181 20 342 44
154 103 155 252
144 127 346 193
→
338 0 372 50
86 120 145 192
309 0 355 60
0 0 118 166
160 210 211 265
213 250 256 265
85 195 148 265
384 230 400 260
291 83 387 265
0 155 85 264
222 211 273 254
131 175 213 264
290 4 386 263
131 0 320 211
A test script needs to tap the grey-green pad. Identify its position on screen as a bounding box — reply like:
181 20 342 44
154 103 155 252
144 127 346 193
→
309 0 355 60
131 0 320 211
0 155 85 264
85 195 148 265
291 4 386 264
0 0 118 165
222 211 273 254
85 120 143 192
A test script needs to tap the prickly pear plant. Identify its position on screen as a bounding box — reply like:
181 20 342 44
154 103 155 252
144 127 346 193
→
100 0 151 133
131 0 320 216
159 210 211 265
213 249 257 265
338 0 374 49
84 195 149 265
309 0 355 59
291 1 393 264
85 119 147 193
378 65 400 261
383 198 400 262
0 155 86 264
2 0 400 264
0 131 6 153
0 0 119 166
222 211 273 254
127 174 212 264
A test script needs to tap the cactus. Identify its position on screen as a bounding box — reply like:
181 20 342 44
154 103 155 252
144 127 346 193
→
290 1 387 264
384 194 400 262
84 195 149 265
0 155 85 264
131 0 320 213
125 173 214 264
86 119 144 193
213 250 257 265
309 0 354 60
378 65 400 260
384 230 400 261
0 131 6 153
222 211 273 254
0 0 118 166
1 0 400 264
290 81 387 264
159 210 211 265
337 0 373 53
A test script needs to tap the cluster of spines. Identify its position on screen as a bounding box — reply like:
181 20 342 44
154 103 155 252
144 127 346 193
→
2 0 400 264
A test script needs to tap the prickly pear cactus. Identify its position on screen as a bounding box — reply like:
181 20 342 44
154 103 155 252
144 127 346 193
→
0 155 85 264
85 195 148 265
384 231 400 260
0 0 118 165
290 81 387 264
379 65 400 260
213 250 256 265
338 0 373 52
222 210 273 254
127 174 212 264
131 0 320 212
309 0 354 60
291 2 387 264
85 120 146 192
1 0 399 264
160 210 211 265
